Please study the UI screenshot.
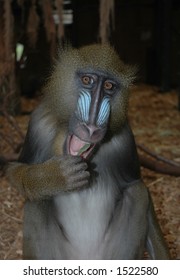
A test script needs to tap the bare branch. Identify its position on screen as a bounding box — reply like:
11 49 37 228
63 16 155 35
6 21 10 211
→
137 143 180 167
139 154 180 177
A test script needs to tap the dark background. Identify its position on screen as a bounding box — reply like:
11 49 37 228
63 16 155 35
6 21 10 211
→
13 0 180 97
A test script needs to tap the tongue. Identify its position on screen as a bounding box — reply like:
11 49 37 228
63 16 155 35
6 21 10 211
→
69 135 91 156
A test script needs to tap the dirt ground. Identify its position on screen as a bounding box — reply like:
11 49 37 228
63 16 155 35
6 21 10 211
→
0 84 179 259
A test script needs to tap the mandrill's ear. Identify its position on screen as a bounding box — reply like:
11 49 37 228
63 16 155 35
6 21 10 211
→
120 63 138 88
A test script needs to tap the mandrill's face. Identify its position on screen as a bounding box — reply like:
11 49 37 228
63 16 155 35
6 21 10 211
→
64 70 120 159
46 44 136 159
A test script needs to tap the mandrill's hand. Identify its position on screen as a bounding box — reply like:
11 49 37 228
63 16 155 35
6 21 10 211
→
7 155 90 201
50 155 90 191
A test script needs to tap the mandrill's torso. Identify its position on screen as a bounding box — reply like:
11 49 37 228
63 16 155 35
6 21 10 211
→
53 179 119 259
23 133 149 260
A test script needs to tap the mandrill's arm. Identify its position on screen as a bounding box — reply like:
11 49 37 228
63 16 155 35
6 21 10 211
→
7 106 90 201
7 156 89 201
146 193 170 259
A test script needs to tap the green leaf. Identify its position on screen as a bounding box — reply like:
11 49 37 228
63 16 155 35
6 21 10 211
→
77 143 91 155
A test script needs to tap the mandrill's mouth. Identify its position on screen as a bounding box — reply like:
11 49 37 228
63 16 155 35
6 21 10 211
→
67 134 96 159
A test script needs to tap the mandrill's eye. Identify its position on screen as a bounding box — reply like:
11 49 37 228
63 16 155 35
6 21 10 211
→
82 76 94 85
104 81 113 90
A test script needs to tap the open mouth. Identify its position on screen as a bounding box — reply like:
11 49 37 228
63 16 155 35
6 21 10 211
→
67 134 96 159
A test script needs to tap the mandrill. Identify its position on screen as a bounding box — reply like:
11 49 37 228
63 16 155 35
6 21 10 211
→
7 44 170 259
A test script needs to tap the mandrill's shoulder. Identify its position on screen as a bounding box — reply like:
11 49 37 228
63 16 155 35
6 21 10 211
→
93 122 141 185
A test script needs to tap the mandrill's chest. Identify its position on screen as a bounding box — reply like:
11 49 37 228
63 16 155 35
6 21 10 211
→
53 180 117 258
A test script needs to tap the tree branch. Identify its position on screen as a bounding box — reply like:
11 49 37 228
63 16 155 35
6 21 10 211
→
139 155 180 177
137 143 180 167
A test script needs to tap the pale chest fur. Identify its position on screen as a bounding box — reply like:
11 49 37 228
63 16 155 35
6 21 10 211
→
53 180 117 259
